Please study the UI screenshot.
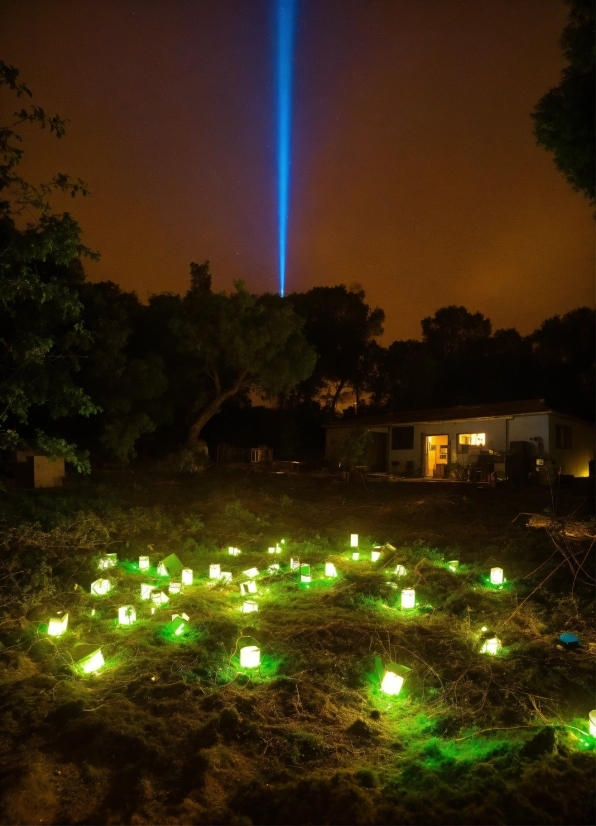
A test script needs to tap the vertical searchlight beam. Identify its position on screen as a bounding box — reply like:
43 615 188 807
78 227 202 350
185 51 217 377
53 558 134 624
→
276 0 297 297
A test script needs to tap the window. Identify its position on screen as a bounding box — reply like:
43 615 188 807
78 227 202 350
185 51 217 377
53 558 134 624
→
458 433 485 446
555 425 572 450
391 426 414 450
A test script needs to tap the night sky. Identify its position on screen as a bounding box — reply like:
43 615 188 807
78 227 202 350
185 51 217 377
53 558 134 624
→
2 0 593 341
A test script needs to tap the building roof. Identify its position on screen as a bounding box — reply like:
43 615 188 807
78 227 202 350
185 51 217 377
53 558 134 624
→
322 399 561 428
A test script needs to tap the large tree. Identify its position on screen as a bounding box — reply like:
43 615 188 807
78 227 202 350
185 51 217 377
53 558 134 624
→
532 0 595 205
0 61 97 469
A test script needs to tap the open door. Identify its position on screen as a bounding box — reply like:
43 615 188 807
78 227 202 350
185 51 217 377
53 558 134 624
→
425 435 449 477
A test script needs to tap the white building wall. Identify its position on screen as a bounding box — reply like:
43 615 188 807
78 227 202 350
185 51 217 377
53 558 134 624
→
548 416 594 477
507 413 550 451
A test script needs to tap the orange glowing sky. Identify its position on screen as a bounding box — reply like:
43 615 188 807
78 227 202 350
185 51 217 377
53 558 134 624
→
2 0 593 341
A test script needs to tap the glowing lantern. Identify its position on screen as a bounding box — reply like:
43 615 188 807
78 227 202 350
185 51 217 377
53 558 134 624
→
243 567 259 578
48 613 68 637
371 549 381 562
325 562 337 577
242 600 258 613
151 590 169 606
490 567 504 585
229 547 241 556
118 605 136 626
480 630 501 655
98 553 117 570
240 645 260 668
140 583 155 600
290 558 300 570
350 534 358 547
220 571 232 583
139 556 150 571
168 581 181 595
181 568 193 585
157 554 183 577
74 644 104 674
352 552 360 561
589 710 596 737
90 579 111 596
166 615 188 636
395 565 407 577
401 589 416 609
448 560 459 572
268 563 280 574
381 671 404 696
209 564 221 580
300 564 311 584
240 580 257 596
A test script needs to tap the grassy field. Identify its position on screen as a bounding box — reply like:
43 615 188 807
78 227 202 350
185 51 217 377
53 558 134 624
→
0 466 594 825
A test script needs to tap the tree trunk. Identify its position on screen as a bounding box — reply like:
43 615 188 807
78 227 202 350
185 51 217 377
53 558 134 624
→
330 380 346 414
186 373 248 447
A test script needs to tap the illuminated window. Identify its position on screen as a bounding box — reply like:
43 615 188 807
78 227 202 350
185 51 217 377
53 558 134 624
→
555 425 572 450
458 433 485 446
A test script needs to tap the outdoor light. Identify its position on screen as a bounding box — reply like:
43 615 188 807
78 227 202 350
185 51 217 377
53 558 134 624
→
242 600 258 613
381 671 404 696
350 534 358 547
140 583 155 600
300 564 311 583
139 556 150 571
118 605 136 626
243 567 259 578
268 563 280 574
480 635 501 655
74 644 104 674
98 553 117 570
229 547 241 556
448 560 459 571
325 562 337 577
240 580 257 596
371 549 381 562
290 558 300 570
395 565 407 577
209 564 221 580
151 590 169 606
490 567 504 585
240 645 260 668
352 552 360 561
90 579 111 596
168 581 181 595
48 613 68 637
181 568 193 585
589 710 596 737
220 571 232 583
401 588 416 609
166 616 188 636
157 554 183 577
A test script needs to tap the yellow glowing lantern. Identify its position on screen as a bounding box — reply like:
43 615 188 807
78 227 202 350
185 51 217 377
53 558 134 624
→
589 710 596 737
243 567 259 578
381 671 404 696
290 558 300 570
352 552 360 561
325 562 337 577
166 615 188 636
151 590 169 606
480 633 501 655
168 581 181 595
268 563 280 574
74 644 104 674
240 580 257 596
209 564 221 580
401 588 416 609
448 560 459 572
140 583 155 600
229 547 241 556
242 600 258 613
490 567 504 585
371 549 381 562
395 565 407 577
98 553 117 570
118 605 136 625
90 579 111 596
350 534 358 548
240 645 260 668
181 568 193 585
220 571 232 583
300 564 311 583
139 555 150 571
48 613 68 637
157 553 183 578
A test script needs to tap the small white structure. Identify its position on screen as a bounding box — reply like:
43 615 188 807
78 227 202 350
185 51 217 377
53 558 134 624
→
371 549 381 562
118 606 136 626
151 590 169 606
242 600 258 613
220 571 232 583
240 580 257 596
290 558 300 570
381 670 404 696
350 534 358 548
229 547 241 556
448 560 459 571
73 644 104 674
48 613 68 637
300 564 311 584
490 567 504 585
352 552 360 561
240 645 260 668
243 567 259 578
589 710 596 737
181 568 193 585
325 562 337 577
139 556 150 571
98 553 117 570
480 635 501 655
140 583 155 600
401 589 416 609
157 554 183 578
395 565 407 577
90 579 111 596
14 449 65 489
209 564 221 580
168 581 181 595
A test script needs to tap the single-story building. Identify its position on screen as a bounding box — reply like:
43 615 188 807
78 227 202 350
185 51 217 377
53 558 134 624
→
323 399 595 480
13 448 65 488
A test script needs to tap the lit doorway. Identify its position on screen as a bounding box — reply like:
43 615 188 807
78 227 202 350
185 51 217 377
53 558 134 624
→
425 435 449 477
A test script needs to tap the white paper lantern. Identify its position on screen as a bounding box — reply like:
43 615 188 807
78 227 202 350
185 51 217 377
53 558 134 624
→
151 590 169 606
401 588 416 609
240 580 257 596
325 562 337 577
209 564 221 580
78 648 104 674
352 552 360 561
371 549 381 562
220 571 232 583
240 645 260 668
268 547 275 554
480 636 501 655
589 710 596 737
118 605 136 625
48 613 68 637
448 560 459 572
90 579 111 596
140 583 155 600
181 568 193 585
290 558 300 570
139 556 150 571
395 565 407 577
229 547 241 556
490 567 504 585
243 567 259 578
350 534 358 548
300 564 311 583
242 600 258 613
168 581 181 595
98 553 117 570
268 563 280 574
381 670 404 696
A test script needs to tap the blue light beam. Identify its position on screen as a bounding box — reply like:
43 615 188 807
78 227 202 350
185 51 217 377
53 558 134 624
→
276 0 297 296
